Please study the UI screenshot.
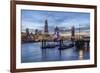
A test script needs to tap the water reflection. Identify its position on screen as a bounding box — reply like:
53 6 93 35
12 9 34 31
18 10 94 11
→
21 42 90 63
79 49 84 60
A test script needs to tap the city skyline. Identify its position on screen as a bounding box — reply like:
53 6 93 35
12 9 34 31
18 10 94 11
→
21 9 90 33
21 10 90 63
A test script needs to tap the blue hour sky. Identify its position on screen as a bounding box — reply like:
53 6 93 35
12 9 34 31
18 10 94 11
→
21 9 90 32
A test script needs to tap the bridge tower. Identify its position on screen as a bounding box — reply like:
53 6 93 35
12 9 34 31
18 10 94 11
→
71 26 75 41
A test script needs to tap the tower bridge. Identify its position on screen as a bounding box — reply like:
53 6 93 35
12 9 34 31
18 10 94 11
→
21 19 90 49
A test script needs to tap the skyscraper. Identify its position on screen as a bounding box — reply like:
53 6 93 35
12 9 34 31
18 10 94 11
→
44 19 48 33
26 28 30 36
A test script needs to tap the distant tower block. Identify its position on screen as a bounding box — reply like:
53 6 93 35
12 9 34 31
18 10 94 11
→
71 26 75 40
44 19 48 33
26 28 30 36
35 29 38 35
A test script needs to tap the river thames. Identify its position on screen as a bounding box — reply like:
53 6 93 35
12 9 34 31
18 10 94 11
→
21 41 90 63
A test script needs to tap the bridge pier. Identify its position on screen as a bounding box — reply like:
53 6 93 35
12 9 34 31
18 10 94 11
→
41 40 46 49
75 40 90 51
84 40 90 51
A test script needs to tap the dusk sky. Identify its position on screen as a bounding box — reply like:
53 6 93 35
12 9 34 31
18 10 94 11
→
21 9 90 32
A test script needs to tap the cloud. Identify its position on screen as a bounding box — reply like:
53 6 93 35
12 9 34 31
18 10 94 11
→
21 9 90 32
